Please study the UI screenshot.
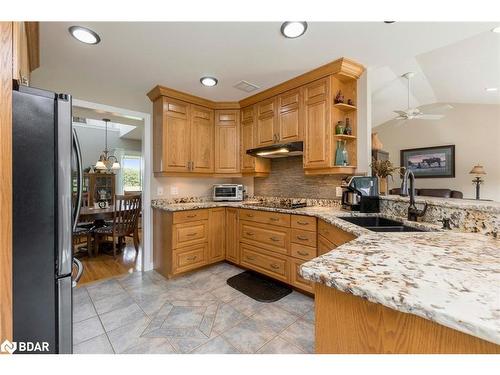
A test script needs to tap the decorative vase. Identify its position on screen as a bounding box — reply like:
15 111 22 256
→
378 177 388 196
335 140 345 166
372 133 383 150
335 121 345 135
344 118 352 135
334 90 344 104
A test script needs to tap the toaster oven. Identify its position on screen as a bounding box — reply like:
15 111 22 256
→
213 184 244 201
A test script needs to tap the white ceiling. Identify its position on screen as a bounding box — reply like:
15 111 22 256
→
34 22 499 106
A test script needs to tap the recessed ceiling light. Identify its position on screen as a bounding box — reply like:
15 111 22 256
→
69 26 101 45
200 76 218 87
492 26 500 33
280 22 308 38
384 21 396 24
485 87 498 92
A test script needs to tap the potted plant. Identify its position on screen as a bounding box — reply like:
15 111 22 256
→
370 158 404 195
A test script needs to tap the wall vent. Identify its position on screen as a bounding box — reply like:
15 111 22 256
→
233 80 260 93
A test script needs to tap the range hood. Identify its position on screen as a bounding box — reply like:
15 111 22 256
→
246 141 303 159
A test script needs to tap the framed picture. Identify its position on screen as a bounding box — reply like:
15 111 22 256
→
400 145 455 178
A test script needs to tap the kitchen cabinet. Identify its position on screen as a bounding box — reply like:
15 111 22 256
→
152 98 214 174
255 98 278 147
225 208 240 264
240 106 270 176
214 110 240 174
208 208 225 262
12 22 39 86
303 77 331 169
278 88 303 142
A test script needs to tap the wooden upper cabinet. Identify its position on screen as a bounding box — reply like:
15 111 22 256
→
12 22 39 86
303 77 331 169
190 105 214 173
278 88 303 142
215 110 240 174
255 98 278 147
241 106 256 172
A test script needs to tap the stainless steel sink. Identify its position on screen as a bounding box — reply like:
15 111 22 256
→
338 216 429 232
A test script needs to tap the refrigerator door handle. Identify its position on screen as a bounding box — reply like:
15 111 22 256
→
72 258 84 288
72 128 83 231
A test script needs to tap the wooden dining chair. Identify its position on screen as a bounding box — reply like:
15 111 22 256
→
93 194 142 258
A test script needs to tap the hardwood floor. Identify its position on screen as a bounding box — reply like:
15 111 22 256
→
76 235 142 285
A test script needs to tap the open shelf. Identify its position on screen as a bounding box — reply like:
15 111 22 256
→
333 103 357 112
333 134 357 140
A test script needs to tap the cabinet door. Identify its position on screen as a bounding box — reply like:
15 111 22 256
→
208 208 225 263
12 22 30 85
215 110 240 174
303 78 331 169
255 98 277 147
241 106 256 172
155 98 191 172
225 208 240 264
278 88 303 142
190 105 214 173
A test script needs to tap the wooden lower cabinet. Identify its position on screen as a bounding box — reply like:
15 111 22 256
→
172 243 208 274
225 208 240 264
240 243 288 283
289 257 314 293
240 220 290 255
208 208 225 262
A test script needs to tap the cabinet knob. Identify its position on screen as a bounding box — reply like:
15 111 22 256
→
186 214 197 218
297 221 309 225
246 213 254 217
270 264 280 269
187 256 197 261
270 237 280 242
245 231 255 236
269 217 279 222
186 232 197 237
246 256 256 261
296 235 309 241
297 250 309 256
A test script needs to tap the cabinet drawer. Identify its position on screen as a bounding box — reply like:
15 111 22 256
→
291 228 317 247
172 243 207 274
290 243 317 261
318 220 356 246
173 220 208 248
173 209 209 224
239 209 291 227
318 234 336 256
240 244 288 282
291 215 317 231
240 221 289 255
289 257 314 293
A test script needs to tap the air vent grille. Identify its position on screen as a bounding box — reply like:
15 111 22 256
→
233 80 260 93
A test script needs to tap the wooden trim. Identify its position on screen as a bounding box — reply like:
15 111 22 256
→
0 22 13 342
153 172 243 178
239 58 364 108
24 22 39 72
147 85 239 109
315 284 500 354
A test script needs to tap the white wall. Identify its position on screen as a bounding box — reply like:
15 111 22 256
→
375 103 500 201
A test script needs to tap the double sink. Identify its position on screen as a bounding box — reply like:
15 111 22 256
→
338 216 428 232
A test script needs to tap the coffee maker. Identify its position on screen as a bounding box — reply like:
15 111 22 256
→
341 176 379 212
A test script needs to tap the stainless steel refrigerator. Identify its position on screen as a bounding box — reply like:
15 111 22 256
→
12 83 84 354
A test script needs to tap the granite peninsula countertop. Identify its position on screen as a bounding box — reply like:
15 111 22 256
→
151 199 500 345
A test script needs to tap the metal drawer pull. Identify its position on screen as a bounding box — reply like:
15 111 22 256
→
297 250 309 256
297 221 309 225
270 264 280 269
246 256 256 261
246 231 255 236
187 256 197 261
270 237 280 242
297 236 309 241
246 214 254 217
269 217 279 221
186 214 197 218
186 233 197 237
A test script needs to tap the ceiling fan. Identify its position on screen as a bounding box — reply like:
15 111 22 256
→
393 72 452 121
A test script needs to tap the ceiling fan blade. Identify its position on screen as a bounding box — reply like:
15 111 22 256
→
417 103 453 113
394 110 408 116
415 114 444 120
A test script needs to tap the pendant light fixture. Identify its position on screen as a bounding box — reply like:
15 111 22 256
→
95 118 120 172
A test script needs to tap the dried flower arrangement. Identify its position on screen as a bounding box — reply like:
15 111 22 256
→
370 158 404 179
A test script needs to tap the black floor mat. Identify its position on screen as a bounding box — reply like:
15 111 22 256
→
226 270 292 302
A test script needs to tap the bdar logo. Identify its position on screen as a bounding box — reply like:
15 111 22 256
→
1 339 17 354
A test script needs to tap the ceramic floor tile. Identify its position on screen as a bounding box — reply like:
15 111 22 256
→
99 303 147 332
273 291 314 316
122 338 176 354
191 335 240 354
142 302 174 334
207 262 243 276
73 333 114 354
73 293 97 323
198 302 218 337
280 319 315 354
133 291 171 316
302 308 315 324
73 286 90 305
117 272 157 290
190 273 228 294
161 305 207 328
251 304 299 333
73 316 105 345
86 279 126 302
168 336 212 354
93 292 136 315
222 318 276 354
257 336 304 354
107 316 151 353
229 294 268 317
210 284 242 303
211 303 247 334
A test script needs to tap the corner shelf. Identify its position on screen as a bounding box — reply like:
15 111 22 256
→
333 134 357 140
333 103 357 112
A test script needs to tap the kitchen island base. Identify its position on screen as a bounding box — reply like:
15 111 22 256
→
315 284 500 354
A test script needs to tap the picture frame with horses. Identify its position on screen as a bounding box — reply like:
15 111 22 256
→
400 145 455 178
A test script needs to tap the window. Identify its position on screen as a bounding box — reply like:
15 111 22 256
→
122 155 142 192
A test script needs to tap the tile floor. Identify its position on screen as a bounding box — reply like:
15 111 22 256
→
73 262 315 354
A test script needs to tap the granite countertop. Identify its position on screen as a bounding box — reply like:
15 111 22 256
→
151 199 500 345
